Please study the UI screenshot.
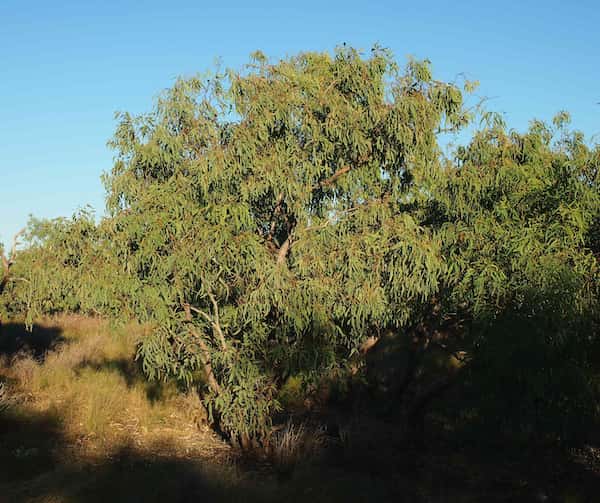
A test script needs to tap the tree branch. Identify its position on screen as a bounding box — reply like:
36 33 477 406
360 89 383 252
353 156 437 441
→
319 165 352 187
206 290 228 352
185 292 228 354
187 304 213 324
272 158 373 265
194 333 222 395
8 229 24 265
183 303 222 395
276 234 292 265
316 155 369 190
266 192 284 242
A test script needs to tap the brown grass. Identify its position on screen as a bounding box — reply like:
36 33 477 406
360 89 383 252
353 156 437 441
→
267 420 325 475
0 315 227 459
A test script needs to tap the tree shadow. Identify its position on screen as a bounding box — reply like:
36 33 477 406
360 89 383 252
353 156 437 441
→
1 393 598 502
75 357 169 403
0 404 270 503
0 321 66 360
0 407 64 485
0 402 408 502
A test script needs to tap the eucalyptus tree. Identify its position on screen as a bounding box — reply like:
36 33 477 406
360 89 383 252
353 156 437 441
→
2 211 128 328
424 113 600 439
102 47 471 444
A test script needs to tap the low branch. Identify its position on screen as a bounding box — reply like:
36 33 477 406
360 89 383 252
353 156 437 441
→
183 303 222 395
194 333 222 395
186 296 228 354
206 290 228 352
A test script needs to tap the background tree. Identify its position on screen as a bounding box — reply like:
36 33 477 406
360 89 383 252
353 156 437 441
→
422 113 600 441
2 210 128 329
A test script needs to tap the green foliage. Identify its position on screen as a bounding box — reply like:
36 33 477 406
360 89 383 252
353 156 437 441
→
429 116 600 440
3 210 132 328
2 47 598 443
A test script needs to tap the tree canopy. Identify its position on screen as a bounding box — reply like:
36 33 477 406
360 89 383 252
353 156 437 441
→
2 47 598 445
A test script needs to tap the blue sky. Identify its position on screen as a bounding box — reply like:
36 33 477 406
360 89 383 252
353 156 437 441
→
1 0 598 246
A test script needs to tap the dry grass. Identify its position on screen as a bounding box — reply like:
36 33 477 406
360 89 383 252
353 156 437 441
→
0 381 14 411
267 420 325 474
0 315 227 459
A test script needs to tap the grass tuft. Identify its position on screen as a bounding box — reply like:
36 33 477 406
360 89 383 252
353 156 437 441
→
267 420 325 477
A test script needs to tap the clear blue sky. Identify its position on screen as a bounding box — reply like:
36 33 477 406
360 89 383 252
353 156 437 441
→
1 0 598 246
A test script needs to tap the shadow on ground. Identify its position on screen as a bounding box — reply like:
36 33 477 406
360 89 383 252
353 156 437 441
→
0 321 66 360
0 405 258 503
75 356 170 403
0 405 410 502
1 403 598 503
